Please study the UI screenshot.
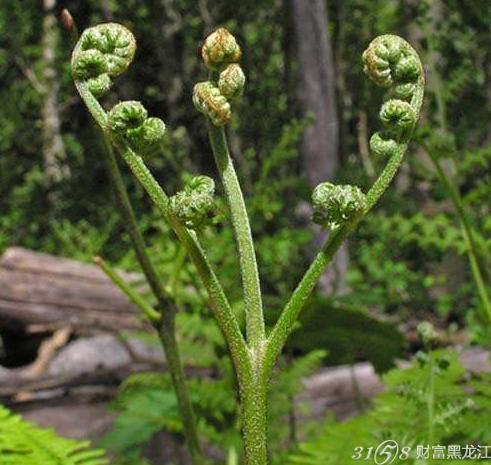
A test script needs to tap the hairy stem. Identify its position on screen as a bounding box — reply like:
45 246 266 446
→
240 374 268 465
264 221 352 374
207 123 265 353
93 117 205 465
159 311 204 464
264 146 406 373
98 131 170 308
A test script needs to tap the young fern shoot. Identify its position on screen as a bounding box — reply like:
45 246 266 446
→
71 24 205 465
72 25 424 465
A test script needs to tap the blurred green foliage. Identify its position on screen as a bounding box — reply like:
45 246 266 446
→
0 404 109 465
287 347 491 465
1 0 489 335
1 0 491 463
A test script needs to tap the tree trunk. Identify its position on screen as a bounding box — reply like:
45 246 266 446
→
290 0 347 294
41 0 70 186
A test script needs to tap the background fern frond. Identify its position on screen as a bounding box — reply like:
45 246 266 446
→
0 404 109 465
287 349 489 465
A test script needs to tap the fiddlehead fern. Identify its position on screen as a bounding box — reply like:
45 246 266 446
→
201 27 242 71
72 24 248 376
265 35 424 381
218 63 246 100
362 34 424 161
312 183 367 229
194 28 264 355
71 23 136 97
108 101 166 151
71 24 235 465
71 23 426 465
108 101 148 132
193 28 245 126
193 81 232 126
170 176 216 229
73 25 166 151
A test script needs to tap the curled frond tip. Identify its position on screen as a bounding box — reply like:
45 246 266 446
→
107 101 166 151
193 81 231 127
71 23 136 97
312 182 367 229
170 176 216 229
363 34 425 158
202 28 242 71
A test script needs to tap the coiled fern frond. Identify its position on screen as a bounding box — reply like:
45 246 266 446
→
0 404 109 465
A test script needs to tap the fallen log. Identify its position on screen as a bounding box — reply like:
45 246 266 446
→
0 334 214 403
0 247 146 332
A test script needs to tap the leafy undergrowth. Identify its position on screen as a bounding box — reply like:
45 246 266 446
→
287 349 491 465
0 405 108 465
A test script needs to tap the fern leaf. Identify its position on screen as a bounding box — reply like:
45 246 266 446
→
0 405 109 465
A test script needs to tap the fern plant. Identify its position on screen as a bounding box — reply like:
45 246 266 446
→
0 404 108 465
412 0 491 333
70 24 424 465
287 324 490 465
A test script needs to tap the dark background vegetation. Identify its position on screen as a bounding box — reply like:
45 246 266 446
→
0 0 490 463
1 0 489 338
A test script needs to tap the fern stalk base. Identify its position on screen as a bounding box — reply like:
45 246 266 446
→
159 313 204 465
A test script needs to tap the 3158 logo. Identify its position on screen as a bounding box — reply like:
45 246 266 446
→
352 440 411 464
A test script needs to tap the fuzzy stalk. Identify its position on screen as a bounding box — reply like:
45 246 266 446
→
207 122 265 353
240 374 268 465
75 80 208 464
264 145 406 373
159 310 204 464
98 131 171 308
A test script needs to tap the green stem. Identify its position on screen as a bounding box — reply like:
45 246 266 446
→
207 123 265 353
264 146 407 373
159 311 204 465
118 145 252 377
94 256 160 323
76 81 208 464
428 155 491 326
427 351 435 445
240 375 268 465
264 223 351 374
74 80 250 382
98 130 170 308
